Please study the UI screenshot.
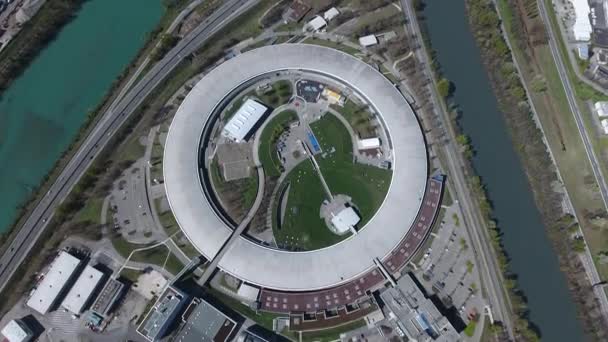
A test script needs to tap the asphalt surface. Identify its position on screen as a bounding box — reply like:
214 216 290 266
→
537 0 608 323
400 0 515 337
0 0 259 295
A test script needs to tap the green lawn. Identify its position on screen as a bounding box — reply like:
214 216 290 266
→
301 319 366 342
272 113 391 251
206 287 282 331
274 162 343 250
311 114 391 227
331 100 377 138
209 157 259 214
73 197 104 224
302 37 360 56
158 210 180 235
258 110 298 177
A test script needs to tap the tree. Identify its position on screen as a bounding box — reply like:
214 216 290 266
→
437 78 452 98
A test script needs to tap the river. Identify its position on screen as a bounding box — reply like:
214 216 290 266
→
422 0 586 340
0 0 162 234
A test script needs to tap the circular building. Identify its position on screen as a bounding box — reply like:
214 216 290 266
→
164 44 428 291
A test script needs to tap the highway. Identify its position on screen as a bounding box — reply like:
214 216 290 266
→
536 0 608 323
400 0 515 338
0 0 259 295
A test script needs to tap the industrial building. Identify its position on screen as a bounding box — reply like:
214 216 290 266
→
173 298 238 342
26 251 81 315
1 319 33 342
379 274 460 342
571 0 592 41
139 287 188 341
221 99 268 143
91 278 125 316
62 265 104 315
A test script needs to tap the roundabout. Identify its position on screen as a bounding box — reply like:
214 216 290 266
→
164 44 430 292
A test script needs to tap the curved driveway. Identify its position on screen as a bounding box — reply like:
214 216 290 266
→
163 44 427 291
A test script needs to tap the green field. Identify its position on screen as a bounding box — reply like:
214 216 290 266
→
272 113 391 250
311 113 391 227
258 110 298 177
274 162 344 250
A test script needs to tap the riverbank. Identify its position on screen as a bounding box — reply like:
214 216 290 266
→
465 0 601 339
0 0 85 93
416 5 537 340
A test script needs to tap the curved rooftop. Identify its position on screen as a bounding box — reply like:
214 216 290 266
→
163 44 427 291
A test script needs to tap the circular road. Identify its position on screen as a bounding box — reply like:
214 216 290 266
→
163 44 427 291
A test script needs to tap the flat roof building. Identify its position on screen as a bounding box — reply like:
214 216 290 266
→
331 207 360 235
91 278 125 316
380 274 460 342
1 319 33 342
357 137 381 150
222 99 268 143
304 16 327 32
324 7 340 21
174 298 237 342
359 34 378 47
140 287 188 341
571 0 592 41
62 265 104 314
26 251 81 315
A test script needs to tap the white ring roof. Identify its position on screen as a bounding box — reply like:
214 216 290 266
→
164 44 427 291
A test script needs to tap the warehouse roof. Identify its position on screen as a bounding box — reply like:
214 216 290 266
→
26 251 81 314
62 265 104 314
571 0 592 41
174 298 237 342
222 99 267 143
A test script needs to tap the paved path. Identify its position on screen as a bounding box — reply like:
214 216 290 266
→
0 0 260 295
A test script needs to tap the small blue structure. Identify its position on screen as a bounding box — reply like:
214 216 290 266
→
307 131 321 153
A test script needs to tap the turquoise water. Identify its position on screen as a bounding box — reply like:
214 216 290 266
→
422 1 586 340
0 0 163 233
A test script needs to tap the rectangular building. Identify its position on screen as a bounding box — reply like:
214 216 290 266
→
222 99 268 143
62 265 104 314
174 298 237 342
26 251 81 315
91 278 125 316
139 286 188 341
1 319 33 342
